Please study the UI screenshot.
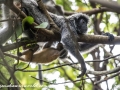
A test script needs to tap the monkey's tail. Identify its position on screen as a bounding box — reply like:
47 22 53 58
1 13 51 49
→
38 64 43 85
77 64 86 78
77 54 87 78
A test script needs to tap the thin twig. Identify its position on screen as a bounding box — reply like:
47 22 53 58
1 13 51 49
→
94 71 120 84
58 61 80 89
89 0 120 13
86 54 120 62
31 75 96 85
0 49 20 90
37 0 60 32
0 18 20 22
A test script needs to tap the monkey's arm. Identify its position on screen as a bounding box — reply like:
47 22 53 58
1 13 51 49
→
61 22 86 78
79 32 114 53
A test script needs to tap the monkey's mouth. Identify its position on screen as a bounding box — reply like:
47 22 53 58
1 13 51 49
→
77 28 87 34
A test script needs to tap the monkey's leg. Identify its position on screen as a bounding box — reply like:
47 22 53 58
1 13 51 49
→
57 43 68 59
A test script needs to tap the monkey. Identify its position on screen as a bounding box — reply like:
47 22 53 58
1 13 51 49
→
48 13 114 77
20 0 114 78
48 12 89 77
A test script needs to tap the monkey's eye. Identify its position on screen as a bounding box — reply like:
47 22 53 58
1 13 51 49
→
79 19 86 25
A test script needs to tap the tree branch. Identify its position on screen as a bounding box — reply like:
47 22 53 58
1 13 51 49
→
0 4 21 44
0 49 20 90
0 0 119 53
37 0 60 32
77 35 120 44
65 7 120 16
0 35 120 53
94 71 120 84
89 0 120 13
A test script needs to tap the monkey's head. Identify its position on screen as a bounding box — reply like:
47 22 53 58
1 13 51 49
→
68 13 89 34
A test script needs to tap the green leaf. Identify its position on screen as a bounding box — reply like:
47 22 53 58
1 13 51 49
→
22 16 34 30
83 53 88 58
34 22 48 29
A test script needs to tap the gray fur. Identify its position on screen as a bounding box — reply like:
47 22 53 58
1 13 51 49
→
22 0 49 28
49 12 89 77
22 0 89 77
49 12 89 35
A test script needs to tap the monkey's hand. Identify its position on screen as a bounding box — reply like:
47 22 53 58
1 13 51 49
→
57 43 68 59
102 32 114 41
59 49 68 59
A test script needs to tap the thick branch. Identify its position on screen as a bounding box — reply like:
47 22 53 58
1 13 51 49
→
65 7 120 16
89 0 120 13
0 4 21 44
94 71 120 84
1 41 35 52
3 1 120 44
82 7 116 15
1 35 120 53
87 66 120 75
37 0 60 32
1 0 120 53
77 35 120 44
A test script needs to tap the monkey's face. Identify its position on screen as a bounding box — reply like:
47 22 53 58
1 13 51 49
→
76 18 88 34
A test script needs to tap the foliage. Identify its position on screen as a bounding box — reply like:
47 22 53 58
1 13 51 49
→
22 16 34 30
34 22 48 29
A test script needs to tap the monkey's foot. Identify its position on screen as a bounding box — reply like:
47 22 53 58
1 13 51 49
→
77 73 85 78
77 67 86 78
